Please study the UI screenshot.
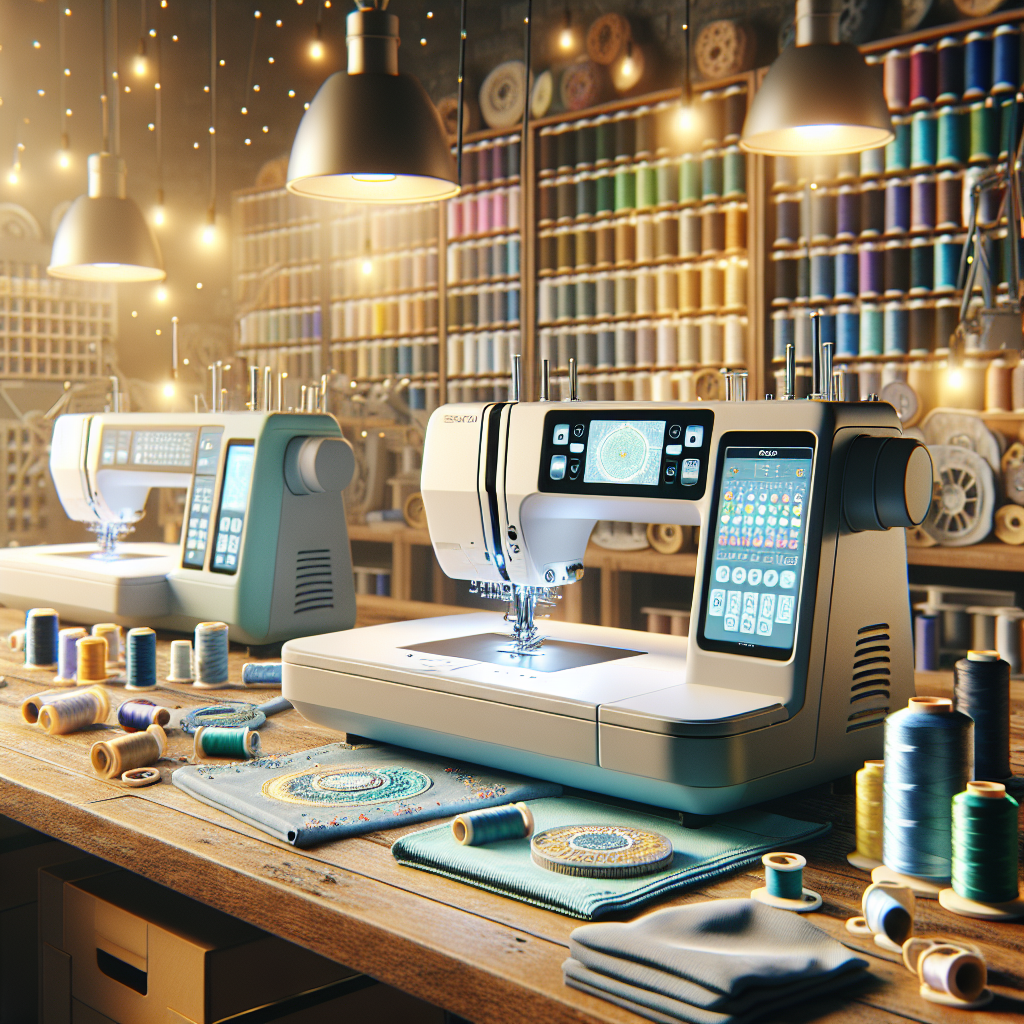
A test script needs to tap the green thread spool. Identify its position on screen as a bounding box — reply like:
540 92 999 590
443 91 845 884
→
194 725 261 760
936 107 968 167
613 168 635 211
679 155 701 203
951 781 1019 905
969 101 998 163
635 164 657 209
885 117 911 172
656 160 678 206
764 852 804 899
701 152 723 200
594 171 614 215
722 147 745 198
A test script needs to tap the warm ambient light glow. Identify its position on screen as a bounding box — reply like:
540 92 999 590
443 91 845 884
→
678 105 695 132
134 55 148 77
309 40 324 59
361 258 372 276
742 123 893 155
353 173 398 182
6 170 18 185
153 206 165 226
156 286 168 301
163 383 175 398
947 368 964 389
202 224 216 245
559 28 573 50
58 151 71 169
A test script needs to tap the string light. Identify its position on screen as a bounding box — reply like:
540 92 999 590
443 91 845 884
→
558 8 573 51
163 382 175 398
156 286 167 301
8 143 24 185
204 0 218 249
58 5 72 169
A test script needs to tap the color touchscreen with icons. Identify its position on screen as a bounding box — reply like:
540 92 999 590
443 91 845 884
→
700 441 814 659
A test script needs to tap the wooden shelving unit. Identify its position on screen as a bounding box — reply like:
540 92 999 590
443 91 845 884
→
906 541 1024 572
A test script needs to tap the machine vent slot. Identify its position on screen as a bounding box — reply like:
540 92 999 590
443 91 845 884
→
847 623 891 732
295 549 333 613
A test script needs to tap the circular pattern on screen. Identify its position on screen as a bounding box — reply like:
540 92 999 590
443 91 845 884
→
262 766 432 807
531 824 674 877
598 426 649 482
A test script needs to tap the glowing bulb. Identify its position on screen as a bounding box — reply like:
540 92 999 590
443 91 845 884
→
156 286 168 301
948 368 964 389
7 170 18 185
163 383 175 398
202 224 215 245
559 28 573 50
621 56 634 77
153 206 165 226
134 55 148 77
58 151 71 169
309 40 324 59
361 258 373 276
678 105 694 132
353 172 397 182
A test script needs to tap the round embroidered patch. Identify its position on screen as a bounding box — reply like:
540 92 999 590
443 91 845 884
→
531 824 674 877
262 766 432 806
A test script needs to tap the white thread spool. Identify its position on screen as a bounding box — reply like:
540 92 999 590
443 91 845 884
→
994 608 1023 674
678 318 700 364
651 370 674 401
8 628 25 652
723 315 746 366
194 621 230 688
700 316 723 364
92 623 123 665
967 606 996 651
167 639 194 683
655 322 678 366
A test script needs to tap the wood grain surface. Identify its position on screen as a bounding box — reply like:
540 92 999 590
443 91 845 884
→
0 608 1022 1023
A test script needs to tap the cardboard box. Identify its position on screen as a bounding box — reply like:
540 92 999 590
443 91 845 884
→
39 865 443 1024
0 815 84 1024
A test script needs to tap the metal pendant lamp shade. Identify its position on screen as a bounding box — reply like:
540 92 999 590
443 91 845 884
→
287 4 459 203
49 153 165 282
740 0 893 156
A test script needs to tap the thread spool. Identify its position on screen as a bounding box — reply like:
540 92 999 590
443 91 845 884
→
860 181 885 236
886 117 911 172
679 154 700 203
836 306 859 357
915 613 939 671
910 110 937 168
937 108 967 168
92 623 122 665
125 627 157 691
774 194 800 245
54 627 87 685
884 49 910 112
810 187 836 241
918 943 991 1007
884 180 910 235
860 145 885 178
25 608 59 667
91 724 166 779
809 251 834 301
910 243 934 297
194 725 261 760
836 187 859 239
117 699 171 732
991 24 1019 94
655 212 679 259
954 650 1011 782
38 687 111 735
881 697 972 889
194 621 230 688
701 152 723 200
848 760 884 870
722 147 745 198
701 207 725 255
76 636 110 684
452 802 534 846
993 609 1023 673
858 245 883 298
750 852 821 911
883 303 909 354
8 628 25 652
834 248 857 300
936 37 963 105
933 235 960 292
846 881 916 952
167 639 194 683
910 176 936 232
969 101 998 163
910 44 937 109
21 686 104 726
964 32 992 101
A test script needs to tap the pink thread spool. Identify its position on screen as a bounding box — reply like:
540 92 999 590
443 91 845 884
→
884 49 911 112
476 192 492 234
916 943 989 1008
447 198 463 239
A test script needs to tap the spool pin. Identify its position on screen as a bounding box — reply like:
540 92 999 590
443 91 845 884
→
751 852 821 911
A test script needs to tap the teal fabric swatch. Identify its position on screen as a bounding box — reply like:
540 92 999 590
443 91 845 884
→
391 797 829 919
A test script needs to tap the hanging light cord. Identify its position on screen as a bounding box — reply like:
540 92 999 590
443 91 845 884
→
520 0 533 179
244 11 260 104
101 0 111 152
209 0 217 224
112 0 121 156
155 27 163 206
682 0 691 107
456 0 467 185
58 5 68 149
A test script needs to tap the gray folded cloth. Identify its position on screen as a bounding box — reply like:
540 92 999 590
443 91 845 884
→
563 898 868 1024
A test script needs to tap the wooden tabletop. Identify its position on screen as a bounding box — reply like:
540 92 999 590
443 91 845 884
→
1 607 1022 1024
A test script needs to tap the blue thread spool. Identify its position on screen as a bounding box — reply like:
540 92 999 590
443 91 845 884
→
885 117 911 172
937 107 968 167
916 613 940 671
118 699 170 732
911 176 936 232
595 171 614 214
836 187 859 239
991 25 1019 94
722 147 745 198
194 621 230 688
26 608 59 667
614 168 636 211
810 251 834 301
969 101 998 163
21 686 100 725
751 852 821 911
883 697 972 882
452 802 534 846
125 627 157 691
810 188 836 241
884 303 909 354
836 306 859 357
772 311 794 360
193 725 261 760
934 235 961 292
911 239 934 294
860 145 885 178
859 245 883 298
701 152 723 200
964 31 992 100
937 37 963 105
55 627 87 684
864 883 915 946
911 110 937 169
884 241 910 296
885 180 911 235
860 304 884 356
860 182 885 237
835 247 858 299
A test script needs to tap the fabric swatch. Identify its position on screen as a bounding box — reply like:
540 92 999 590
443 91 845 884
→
172 743 560 847
392 796 829 919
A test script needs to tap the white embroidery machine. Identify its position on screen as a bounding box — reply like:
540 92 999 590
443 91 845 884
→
0 410 357 646
283 364 933 813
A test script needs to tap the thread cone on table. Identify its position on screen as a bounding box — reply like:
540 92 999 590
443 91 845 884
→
38 687 111 735
91 724 166 779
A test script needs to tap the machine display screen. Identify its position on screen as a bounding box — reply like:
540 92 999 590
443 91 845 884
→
583 420 667 486
129 429 197 469
699 438 815 660
211 443 255 574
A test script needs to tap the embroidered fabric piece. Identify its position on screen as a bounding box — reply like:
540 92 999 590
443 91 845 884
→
171 742 561 847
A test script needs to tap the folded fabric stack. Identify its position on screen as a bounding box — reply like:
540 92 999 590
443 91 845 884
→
564 898 869 1024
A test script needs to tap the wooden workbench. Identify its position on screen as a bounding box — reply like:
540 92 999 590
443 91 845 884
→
0 608 1022 1024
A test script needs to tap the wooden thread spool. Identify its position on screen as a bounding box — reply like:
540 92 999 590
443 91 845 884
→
38 687 111 735
994 505 1024 544
91 724 167 779
92 623 122 665
751 851 822 911
846 880 915 952
76 636 110 684
724 203 746 253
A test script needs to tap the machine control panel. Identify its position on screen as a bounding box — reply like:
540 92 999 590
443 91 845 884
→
211 442 255 574
182 428 223 570
100 427 197 472
539 409 715 499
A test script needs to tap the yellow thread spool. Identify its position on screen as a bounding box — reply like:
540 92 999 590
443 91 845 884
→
76 636 110 684
90 724 166 779
849 759 885 871
38 687 110 735
92 623 123 665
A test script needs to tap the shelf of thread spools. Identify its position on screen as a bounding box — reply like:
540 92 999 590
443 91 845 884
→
445 131 524 407
233 188 326 384
325 201 442 413
535 82 753 403
0 262 114 381
767 19 1024 404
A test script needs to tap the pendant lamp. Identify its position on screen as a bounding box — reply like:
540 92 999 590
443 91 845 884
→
287 0 459 203
740 0 893 156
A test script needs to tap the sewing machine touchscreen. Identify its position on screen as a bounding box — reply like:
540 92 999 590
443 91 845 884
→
700 441 814 660
584 421 666 486
211 443 254 574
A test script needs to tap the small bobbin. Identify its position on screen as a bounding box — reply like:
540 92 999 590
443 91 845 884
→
121 766 161 788
846 880 915 953
750 852 821 912
904 938 993 1009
